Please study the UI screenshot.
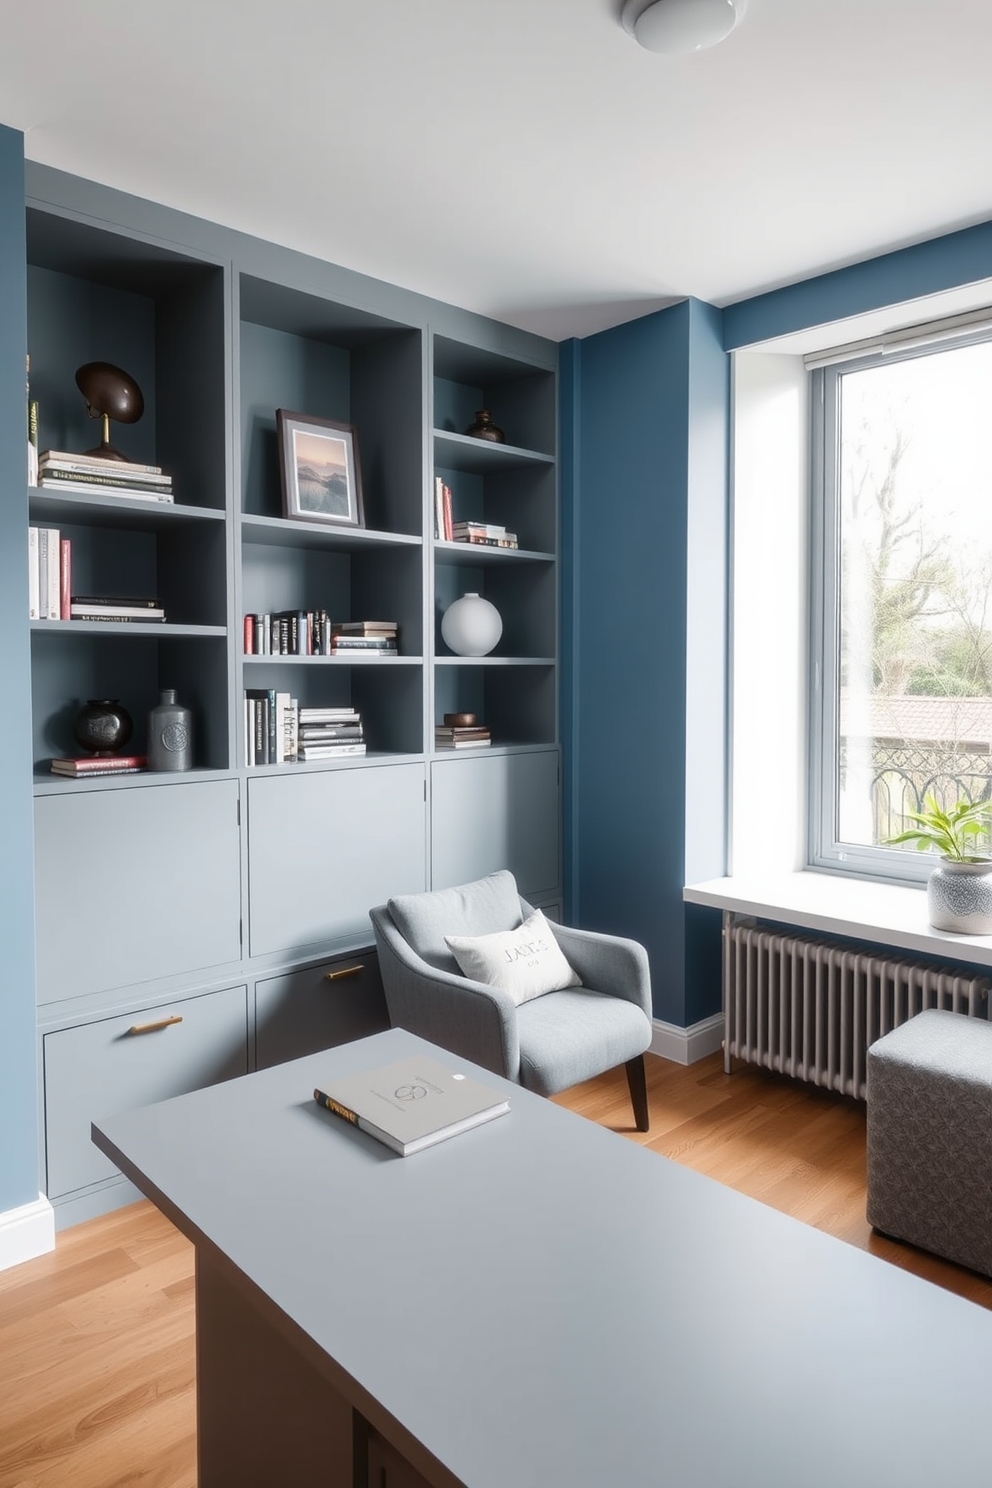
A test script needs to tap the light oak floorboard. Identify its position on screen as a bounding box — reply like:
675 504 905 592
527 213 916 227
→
3 1051 991 1485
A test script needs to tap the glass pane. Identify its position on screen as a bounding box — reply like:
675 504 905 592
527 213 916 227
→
837 341 992 856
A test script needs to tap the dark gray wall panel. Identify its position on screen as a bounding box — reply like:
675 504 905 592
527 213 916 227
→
34 780 242 1002
247 764 426 956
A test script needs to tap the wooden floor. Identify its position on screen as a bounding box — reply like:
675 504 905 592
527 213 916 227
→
3 1051 992 1486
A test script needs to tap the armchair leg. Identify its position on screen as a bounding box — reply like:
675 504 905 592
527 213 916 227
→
625 1055 649 1133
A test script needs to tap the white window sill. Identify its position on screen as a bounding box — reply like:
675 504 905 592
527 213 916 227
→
684 870 992 969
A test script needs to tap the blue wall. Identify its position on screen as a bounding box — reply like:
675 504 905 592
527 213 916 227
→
563 300 728 1026
0 123 39 1215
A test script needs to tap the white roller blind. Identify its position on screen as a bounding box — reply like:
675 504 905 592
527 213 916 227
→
803 305 992 369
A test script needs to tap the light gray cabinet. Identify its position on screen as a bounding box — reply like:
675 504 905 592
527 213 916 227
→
431 748 560 897
34 779 242 1004
255 950 388 1069
247 764 427 956
43 982 248 1197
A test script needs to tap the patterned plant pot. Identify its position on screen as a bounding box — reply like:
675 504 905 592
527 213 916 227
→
927 859 992 935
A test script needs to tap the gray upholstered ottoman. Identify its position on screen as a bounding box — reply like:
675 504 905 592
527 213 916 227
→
867 1007 992 1276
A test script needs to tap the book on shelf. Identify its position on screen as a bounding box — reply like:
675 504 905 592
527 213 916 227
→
329 636 398 651
451 521 506 536
27 525 67 621
70 601 166 621
59 538 71 620
434 738 493 748
39 460 172 489
298 742 367 759
38 476 174 504
298 707 361 723
50 754 148 776
312 1052 509 1157
40 448 164 476
28 397 38 487
452 533 518 548
298 725 364 741
331 621 398 636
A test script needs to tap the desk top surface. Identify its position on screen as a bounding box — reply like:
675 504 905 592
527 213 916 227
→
94 1028 992 1488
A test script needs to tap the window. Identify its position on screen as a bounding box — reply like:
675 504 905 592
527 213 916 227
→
810 331 992 880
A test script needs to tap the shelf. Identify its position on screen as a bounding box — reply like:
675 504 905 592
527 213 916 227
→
240 514 421 553
434 656 555 666
31 621 227 639
242 653 421 665
29 490 226 530
434 541 553 565
34 767 234 795
245 752 423 777
433 430 554 475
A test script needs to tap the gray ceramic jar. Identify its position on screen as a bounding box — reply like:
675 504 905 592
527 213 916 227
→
927 859 992 934
148 688 194 771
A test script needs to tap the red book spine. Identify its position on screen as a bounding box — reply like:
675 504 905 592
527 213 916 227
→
442 484 453 541
244 614 255 654
59 538 71 620
64 754 148 770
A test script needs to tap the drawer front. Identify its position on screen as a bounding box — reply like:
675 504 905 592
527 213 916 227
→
255 952 388 1070
247 764 427 957
44 984 249 1197
34 780 243 1003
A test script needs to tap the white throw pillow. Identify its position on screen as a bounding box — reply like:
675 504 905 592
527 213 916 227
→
445 909 580 1006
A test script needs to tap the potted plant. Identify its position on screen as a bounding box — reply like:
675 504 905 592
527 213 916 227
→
887 794 992 933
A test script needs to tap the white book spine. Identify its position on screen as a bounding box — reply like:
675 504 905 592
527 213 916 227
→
46 528 60 618
27 526 40 619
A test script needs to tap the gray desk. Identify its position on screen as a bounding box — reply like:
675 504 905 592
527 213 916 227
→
93 1028 992 1488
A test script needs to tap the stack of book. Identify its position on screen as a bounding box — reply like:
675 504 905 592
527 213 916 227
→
50 754 147 779
243 694 366 765
451 522 518 549
70 595 166 623
434 722 492 749
297 706 365 760
27 525 70 620
38 450 174 504
330 621 398 657
434 476 453 540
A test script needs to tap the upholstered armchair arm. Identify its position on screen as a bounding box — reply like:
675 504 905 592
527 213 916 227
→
544 922 653 1022
370 907 521 1082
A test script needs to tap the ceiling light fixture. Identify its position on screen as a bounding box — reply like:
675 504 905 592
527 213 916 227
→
621 0 748 54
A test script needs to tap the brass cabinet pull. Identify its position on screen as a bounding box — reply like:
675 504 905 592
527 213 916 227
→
128 1014 184 1035
324 964 364 982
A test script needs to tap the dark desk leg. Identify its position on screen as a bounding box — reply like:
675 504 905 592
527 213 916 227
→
196 1247 354 1487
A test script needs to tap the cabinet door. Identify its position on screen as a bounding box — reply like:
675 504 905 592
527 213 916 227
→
431 749 560 897
44 983 248 1197
255 951 389 1070
247 764 426 957
34 780 242 1003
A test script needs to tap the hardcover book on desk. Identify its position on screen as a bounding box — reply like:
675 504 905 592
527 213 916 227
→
313 1053 509 1155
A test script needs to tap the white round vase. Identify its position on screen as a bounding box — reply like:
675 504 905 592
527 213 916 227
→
927 859 992 934
441 592 502 657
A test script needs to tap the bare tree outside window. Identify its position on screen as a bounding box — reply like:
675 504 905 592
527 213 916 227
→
835 340 992 859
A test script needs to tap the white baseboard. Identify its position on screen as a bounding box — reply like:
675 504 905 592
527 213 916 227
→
649 1012 724 1066
0 1194 56 1273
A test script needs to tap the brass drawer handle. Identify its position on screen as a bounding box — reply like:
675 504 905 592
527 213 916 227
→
324 964 364 982
128 1014 184 1035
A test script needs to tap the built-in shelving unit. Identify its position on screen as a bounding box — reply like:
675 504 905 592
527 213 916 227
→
17 162 560 1228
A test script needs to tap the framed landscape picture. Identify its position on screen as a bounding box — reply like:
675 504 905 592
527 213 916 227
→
276 409 365 528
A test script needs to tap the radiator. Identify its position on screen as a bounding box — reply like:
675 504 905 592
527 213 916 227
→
723 919 991 1100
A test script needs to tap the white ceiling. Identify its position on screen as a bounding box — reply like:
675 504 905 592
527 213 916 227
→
3 0 992 342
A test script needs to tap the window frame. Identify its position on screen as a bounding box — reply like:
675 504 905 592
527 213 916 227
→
807 330 992 884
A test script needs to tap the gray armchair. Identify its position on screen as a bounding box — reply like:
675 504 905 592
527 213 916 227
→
369 870 653 1131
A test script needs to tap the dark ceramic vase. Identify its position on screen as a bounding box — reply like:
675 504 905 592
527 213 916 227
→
73 698 134 757
464 409 505 443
